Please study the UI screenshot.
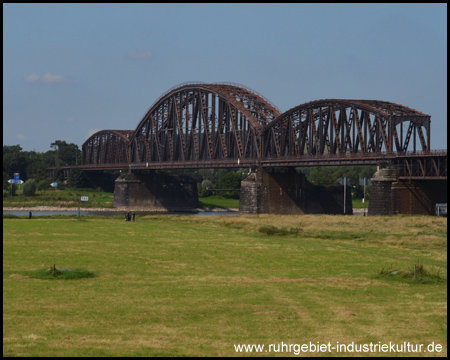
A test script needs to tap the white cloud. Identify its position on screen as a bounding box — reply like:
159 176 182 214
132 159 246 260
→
127 50 152 59
41 72 66 83
24 72 67 84
25 73 40 82
17 134 26 140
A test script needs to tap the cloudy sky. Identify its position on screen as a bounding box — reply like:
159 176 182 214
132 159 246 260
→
3 3 447 152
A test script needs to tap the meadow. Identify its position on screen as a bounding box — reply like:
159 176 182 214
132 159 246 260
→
3 214 447 357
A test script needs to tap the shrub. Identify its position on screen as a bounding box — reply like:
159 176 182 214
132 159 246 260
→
258 225 302 236
198 179 213 197
23 179 37 196
37 179 49 192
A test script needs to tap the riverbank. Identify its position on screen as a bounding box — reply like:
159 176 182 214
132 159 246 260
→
2 206 239 213
4 206 366 214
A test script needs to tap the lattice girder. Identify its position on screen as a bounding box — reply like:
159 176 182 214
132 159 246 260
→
262 99 430 158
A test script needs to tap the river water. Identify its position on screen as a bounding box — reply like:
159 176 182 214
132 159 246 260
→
3 210 238 217
4 209 365 217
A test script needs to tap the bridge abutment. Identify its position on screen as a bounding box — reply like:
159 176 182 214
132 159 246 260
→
113 172 198 211
368 167 447 215
239 168 352 215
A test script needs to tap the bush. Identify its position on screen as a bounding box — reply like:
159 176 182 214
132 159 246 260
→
198 179 213 197
37 179 49 192
258 225 303 236
23 179 37 196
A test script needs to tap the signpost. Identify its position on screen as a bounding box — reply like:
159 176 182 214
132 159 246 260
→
359 178 372 216
338 177 350 214
8 173 23 196
8 179 14 196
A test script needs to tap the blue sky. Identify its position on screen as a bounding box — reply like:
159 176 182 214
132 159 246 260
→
3 3 447 152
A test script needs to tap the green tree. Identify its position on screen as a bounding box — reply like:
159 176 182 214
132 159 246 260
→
50 140 81 166
308 167 337 186
3 145 29 181
68 167 86 188
53 166 64 182
23 179 37 196
216 172 241 199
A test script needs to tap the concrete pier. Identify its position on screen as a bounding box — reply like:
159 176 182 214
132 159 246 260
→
113 172 198 211
368 166 447 215
239 168 352 215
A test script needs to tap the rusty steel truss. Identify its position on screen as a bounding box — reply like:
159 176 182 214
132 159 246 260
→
82 130 133 165
80 83 446 179
263 99 431 158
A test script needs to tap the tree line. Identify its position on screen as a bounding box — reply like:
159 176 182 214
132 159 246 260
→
3 141 376 199
3 141 82 196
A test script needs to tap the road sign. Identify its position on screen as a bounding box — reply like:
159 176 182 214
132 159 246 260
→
338 177 350 186
50 182 58 187
14 173 19 182
359 178 372 186
15 180 24 185
8 179 15 184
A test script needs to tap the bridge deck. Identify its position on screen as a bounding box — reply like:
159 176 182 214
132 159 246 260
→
53 150 447 180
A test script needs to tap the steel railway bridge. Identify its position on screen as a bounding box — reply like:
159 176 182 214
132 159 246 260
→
50 82 446 215
78 83 446 180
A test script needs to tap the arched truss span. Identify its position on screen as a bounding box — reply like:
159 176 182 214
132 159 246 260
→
129 84 280 163
262 99 430 158
82 130 134 165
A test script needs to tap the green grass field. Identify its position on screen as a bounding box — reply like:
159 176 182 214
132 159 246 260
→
3 214 447 356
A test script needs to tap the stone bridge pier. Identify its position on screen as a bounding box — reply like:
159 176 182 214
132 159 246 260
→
368 166 447 215
239 168 352 215
113 172 198 211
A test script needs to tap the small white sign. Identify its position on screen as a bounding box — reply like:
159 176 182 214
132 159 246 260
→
80 196 89 202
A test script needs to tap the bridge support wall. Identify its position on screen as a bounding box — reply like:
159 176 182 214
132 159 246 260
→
113 172 198 211
368 167 447 215
239 168 352 215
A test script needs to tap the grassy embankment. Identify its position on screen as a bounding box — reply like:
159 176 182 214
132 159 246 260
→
3 214 446 356
3 189 115 208
3 190 367 209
